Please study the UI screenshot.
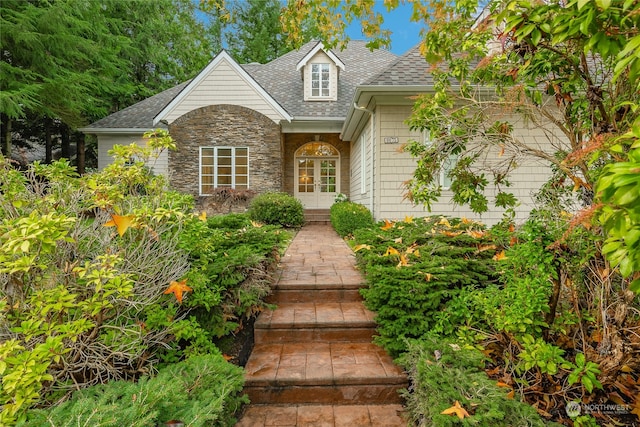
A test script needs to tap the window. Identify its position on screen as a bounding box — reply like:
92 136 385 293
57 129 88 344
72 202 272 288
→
360 134 367 194
423 129 457 189
199 147 248 195
311 63 330 97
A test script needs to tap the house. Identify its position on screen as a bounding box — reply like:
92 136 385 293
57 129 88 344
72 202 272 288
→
81 40 556 225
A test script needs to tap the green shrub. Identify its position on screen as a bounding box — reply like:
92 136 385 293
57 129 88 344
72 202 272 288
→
399 338 559 427
330 201 374 236
352 216 497 355
207 212 251 229
248 192 304 228
22 353 248 427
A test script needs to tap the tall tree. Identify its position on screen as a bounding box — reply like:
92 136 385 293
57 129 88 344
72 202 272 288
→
1 0 221 166
225 0 291 64
0 0 127 156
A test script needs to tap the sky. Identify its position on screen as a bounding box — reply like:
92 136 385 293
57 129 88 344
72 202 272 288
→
344 3 423 55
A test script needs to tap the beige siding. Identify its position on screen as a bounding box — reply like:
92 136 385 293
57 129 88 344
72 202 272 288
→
350 124 372 208
97 134 169 176
368 105 555 227
163 58 284 123
350 112 377 211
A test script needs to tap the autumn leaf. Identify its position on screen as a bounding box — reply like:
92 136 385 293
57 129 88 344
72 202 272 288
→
163 279 192 304
104 214 135 237
498 144 505 157
198 211 207 222
442 230 463 237
441 401 470 419
397 253 409 267
405 243 419 254
353 244 371 252
394 237 403 243
438 217 451 227
423 272 433 281
380 219 395 230
467 230 485 238
250 220 263 228
404 215 414 223
493 250 508 261
384 247 400 256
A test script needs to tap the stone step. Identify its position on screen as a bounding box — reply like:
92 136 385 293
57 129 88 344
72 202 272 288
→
254 302 377 344
235 404 408 427
243 342 407 405
266 283 365 303
304 209 330 224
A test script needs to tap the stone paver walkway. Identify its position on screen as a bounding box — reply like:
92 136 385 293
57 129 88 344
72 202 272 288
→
236 224 408 426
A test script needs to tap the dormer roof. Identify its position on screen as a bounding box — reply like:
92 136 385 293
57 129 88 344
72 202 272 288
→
295 41 346 72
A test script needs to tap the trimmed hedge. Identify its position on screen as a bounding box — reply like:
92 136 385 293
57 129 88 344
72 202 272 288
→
330 201 374 237
248 192 304 228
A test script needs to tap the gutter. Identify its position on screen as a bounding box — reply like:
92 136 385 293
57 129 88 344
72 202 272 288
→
77 127 166 135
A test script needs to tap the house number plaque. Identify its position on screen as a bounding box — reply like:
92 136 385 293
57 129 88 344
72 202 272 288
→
383 137 399 144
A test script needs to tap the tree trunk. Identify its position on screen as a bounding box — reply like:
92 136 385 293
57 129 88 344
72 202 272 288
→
76 131 85 174
61 124 70 159
45 118 53 163
1 115 11 157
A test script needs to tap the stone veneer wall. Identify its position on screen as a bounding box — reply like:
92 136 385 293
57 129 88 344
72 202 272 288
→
168 104 282 196
282 133 350 198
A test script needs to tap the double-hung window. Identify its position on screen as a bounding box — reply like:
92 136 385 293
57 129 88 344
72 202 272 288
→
199 147 249 195
423 130 457 190
311 63 330 97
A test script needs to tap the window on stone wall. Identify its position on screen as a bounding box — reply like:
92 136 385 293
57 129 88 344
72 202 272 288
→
199 147 249 195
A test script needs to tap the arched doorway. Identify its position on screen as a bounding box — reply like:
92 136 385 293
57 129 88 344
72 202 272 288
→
294 142 340 209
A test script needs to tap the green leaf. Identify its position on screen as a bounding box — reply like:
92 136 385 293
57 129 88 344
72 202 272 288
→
582 375 594 393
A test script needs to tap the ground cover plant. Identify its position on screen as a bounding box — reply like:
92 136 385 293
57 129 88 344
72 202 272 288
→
348 214 639 426
0 132 292 425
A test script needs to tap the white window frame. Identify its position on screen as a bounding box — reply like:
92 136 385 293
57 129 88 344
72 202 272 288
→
311 63 331 98
360 134 367 194
423 129 456 190
199 146 249 195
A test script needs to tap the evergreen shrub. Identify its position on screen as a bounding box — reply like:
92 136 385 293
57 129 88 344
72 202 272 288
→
248 192 304 228
330 201 374 237
399 338 559 427
352 216 497 356
22 354 248 427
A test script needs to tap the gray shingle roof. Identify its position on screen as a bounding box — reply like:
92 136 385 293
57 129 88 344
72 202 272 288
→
365 44 435 86
85 41 407 130
244 40 398 118
84 81 190 130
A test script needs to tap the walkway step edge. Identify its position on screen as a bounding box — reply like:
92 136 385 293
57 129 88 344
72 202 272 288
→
236 403 408 427
243 384 405 405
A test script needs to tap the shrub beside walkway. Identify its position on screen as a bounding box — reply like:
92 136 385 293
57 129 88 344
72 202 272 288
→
236 224 408 426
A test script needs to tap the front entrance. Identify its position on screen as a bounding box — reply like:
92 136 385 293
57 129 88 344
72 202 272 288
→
294 142 340 209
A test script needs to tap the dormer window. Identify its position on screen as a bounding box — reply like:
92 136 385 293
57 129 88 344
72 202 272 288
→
297 42 345 102
312 63 330 97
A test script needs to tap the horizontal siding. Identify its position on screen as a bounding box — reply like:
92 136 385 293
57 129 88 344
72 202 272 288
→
350 123 370 207
97 134 168 176
369 105 556 227
164 59 284 123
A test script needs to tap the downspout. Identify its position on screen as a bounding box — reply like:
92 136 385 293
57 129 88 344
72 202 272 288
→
353 103 375 215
